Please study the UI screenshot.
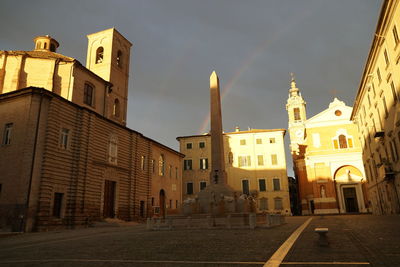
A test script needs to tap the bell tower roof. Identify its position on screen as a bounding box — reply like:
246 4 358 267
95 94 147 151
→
289 72 300 97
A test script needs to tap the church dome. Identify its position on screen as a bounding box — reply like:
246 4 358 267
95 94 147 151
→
33 35 59 52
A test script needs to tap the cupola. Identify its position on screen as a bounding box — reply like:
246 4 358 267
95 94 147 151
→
33 35 59 52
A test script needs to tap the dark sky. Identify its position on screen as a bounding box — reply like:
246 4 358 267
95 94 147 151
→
0 0 382 175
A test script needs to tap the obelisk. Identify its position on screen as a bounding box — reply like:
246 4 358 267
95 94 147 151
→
209 71 227 185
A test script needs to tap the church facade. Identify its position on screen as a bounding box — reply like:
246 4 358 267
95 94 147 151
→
0 29 183 232
287 78 369 215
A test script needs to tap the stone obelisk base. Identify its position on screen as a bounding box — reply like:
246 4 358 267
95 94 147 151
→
197 184 235 215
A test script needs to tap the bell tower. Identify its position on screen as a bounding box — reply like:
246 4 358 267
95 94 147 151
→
86 28 132 125
286 74 306 153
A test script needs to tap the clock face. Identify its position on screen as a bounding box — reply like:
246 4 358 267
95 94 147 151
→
295 129 303 137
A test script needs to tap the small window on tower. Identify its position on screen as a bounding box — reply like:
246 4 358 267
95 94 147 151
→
96 47 104 64
50 43 56 52
113 99 120 117
116 50 122 67
293 108 301 121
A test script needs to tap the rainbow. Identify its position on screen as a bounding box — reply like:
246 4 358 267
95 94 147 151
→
198 5 318 134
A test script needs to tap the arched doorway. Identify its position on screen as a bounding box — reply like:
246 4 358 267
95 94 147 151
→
333 165 366 213
159 189 166 218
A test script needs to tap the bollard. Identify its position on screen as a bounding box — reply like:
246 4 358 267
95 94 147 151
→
315 228 329 246
249 213 256 229
226 214 231 229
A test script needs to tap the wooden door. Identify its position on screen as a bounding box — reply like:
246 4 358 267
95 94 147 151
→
103 180 116 218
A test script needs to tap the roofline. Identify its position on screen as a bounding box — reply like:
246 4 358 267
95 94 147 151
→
0 87 183 157
86 28 133 47
177 128 286 140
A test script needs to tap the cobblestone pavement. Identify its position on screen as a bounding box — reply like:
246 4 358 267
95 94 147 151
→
0 215 399 267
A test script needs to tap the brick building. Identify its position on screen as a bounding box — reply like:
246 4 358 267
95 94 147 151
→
0 29 183 231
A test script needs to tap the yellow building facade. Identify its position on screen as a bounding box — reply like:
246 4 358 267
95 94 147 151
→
351 0 400 214
287 79 368 215
177 128 291 214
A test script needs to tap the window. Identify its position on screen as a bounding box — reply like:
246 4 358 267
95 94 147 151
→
53 193 64 218
159 155 165 176
242 180 249 195
382 96 388 117
184 159 192 170
169 165 172 177
377 68 382 83
391 81 398 104
186 182 193 195
108 135 118 164
200 181 207 191
141 156 146 171
240 139 246 145
200 158 208 170
259 179 266 192
339 134 348 148
259 198 268 211
274 197 283 210
116 50 122 67
36 41 41 49
393 25 400 46
175 167 178 179
312 133 321 148
50 43 56 52
384 49 390 66
44 43 47 49
238 155 251 167
59 128 70 149
113 99 120 117
390 140 398 162
151 197 154 206
293 108 301 121
176 200 179 209
269 138 276 144
257 155 264 166
169 199 172 209
273 178 280 191
96 47 104 64
271 154 278 165
186 143 192 149
2 123 13 145
199 141 205 148
84 83 94 106
151 159 155 174
256 138 262 144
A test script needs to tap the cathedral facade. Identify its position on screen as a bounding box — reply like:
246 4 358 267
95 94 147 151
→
0 29 183 231
287 78 369 215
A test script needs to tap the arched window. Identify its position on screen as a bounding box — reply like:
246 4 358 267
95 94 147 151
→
44 42 47 49
108 135 118 164
338 134 347 148
36 41 41 49
96 47 104 64
50 43 56 52
293 108 301 121
116 50 122 67
113 99 120 117
159 154 165 176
